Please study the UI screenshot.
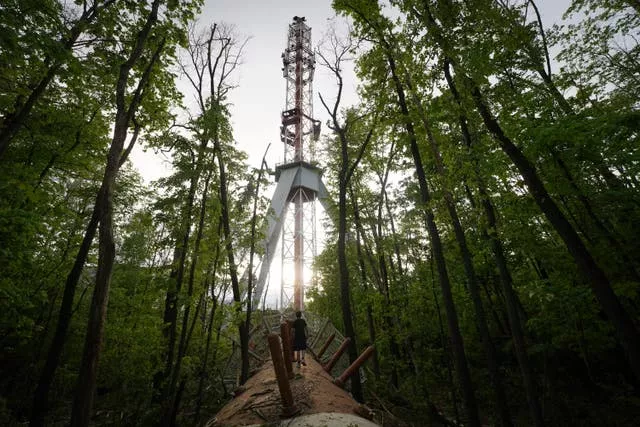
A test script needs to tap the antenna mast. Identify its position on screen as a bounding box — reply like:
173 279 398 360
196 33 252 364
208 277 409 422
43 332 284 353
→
253 16 327 312
279 16 321 311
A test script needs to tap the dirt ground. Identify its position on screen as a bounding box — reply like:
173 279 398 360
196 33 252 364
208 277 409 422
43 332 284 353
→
208 356 374 426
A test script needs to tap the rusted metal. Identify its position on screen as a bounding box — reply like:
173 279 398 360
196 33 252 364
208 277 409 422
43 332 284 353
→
267 333 297 417
280 322 294 379
323 337 351 374
334 345 375 388
316 332 336 360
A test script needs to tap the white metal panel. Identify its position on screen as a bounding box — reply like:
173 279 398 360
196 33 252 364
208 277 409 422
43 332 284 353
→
252 165 334 307
253 167 297 306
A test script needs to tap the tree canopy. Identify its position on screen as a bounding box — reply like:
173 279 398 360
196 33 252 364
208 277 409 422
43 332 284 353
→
0 1 638 426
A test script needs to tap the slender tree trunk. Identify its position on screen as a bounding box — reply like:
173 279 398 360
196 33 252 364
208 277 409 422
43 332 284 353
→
194 292 218 422
155 137 210 408
372 147 404 388
69 3 163 424
429 250 460 424
30 205 100 427
444 162 513 427
337 179 364 401
443 58 545 426
317 42 377 401
69 146 118 427
194 225 222 423
371 215 400 389
463 185 514 335
406 73 513 426
157 144 201 395
385 50 480 426
213 128 248 384
169 379 185 427
466 73 640 382
352 189 380 378
241 145 270 386
383 190 404 278
163 171 213 427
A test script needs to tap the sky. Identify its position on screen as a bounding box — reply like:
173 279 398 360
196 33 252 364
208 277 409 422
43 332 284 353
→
132 0 572 179
131 0 358 180
129 0 572 306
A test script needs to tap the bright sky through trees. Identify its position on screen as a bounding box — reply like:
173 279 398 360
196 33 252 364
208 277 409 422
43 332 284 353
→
130 0 572 308
132 0 570 183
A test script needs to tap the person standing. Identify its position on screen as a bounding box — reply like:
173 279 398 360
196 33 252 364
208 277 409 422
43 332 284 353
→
292 311 308 367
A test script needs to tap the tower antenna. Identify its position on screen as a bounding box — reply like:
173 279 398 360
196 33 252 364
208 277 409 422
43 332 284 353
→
253 16 329 312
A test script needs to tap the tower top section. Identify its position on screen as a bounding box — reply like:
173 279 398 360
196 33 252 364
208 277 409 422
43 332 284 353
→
280 16 320 164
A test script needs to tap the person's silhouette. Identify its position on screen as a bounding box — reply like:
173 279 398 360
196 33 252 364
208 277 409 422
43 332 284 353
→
292 311 308 367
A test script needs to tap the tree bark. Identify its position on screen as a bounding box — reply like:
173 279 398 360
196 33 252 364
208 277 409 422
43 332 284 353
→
336 179 364 401
213 125 248 384
70 153 118 427
407 79 512 425
385 50 480 426
241 145 270 386
158 142 200 395
194 223 223 423
443 58 544 427
428 250 460 424
30 204 100 427
467 74 640 382
352 189 381 379
69 2 163 424
318 38 377 401
162 170 213 426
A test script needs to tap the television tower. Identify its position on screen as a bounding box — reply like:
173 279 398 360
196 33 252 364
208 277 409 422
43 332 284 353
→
253 16 329 312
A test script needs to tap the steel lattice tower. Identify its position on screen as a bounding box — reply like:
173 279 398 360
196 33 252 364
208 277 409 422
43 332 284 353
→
253 16 329 312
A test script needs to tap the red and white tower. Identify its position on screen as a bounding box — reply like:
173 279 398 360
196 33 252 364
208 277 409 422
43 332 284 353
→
253 16 329 312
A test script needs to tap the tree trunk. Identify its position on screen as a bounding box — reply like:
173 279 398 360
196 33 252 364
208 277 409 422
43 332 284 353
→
30 206 100 427
466 73 640 382
407 72 513 426
337 179 364 401
317 42 377 401
443 58 545 426
155 135 212 408
385 50 480 426
156 141 203 402
352 189 380 378
69 2 163 424
162 171 213 426
429 251 460 424
70 146 118 427
194 226 223 423
372 217 401 389
372 150 404 388
213 128 248 384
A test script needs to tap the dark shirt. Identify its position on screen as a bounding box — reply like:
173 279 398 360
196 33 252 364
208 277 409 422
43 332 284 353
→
293 318 307 341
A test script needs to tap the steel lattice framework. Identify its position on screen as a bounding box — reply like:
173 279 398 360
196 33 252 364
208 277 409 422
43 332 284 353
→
280 16 320 163
253 16 329 312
